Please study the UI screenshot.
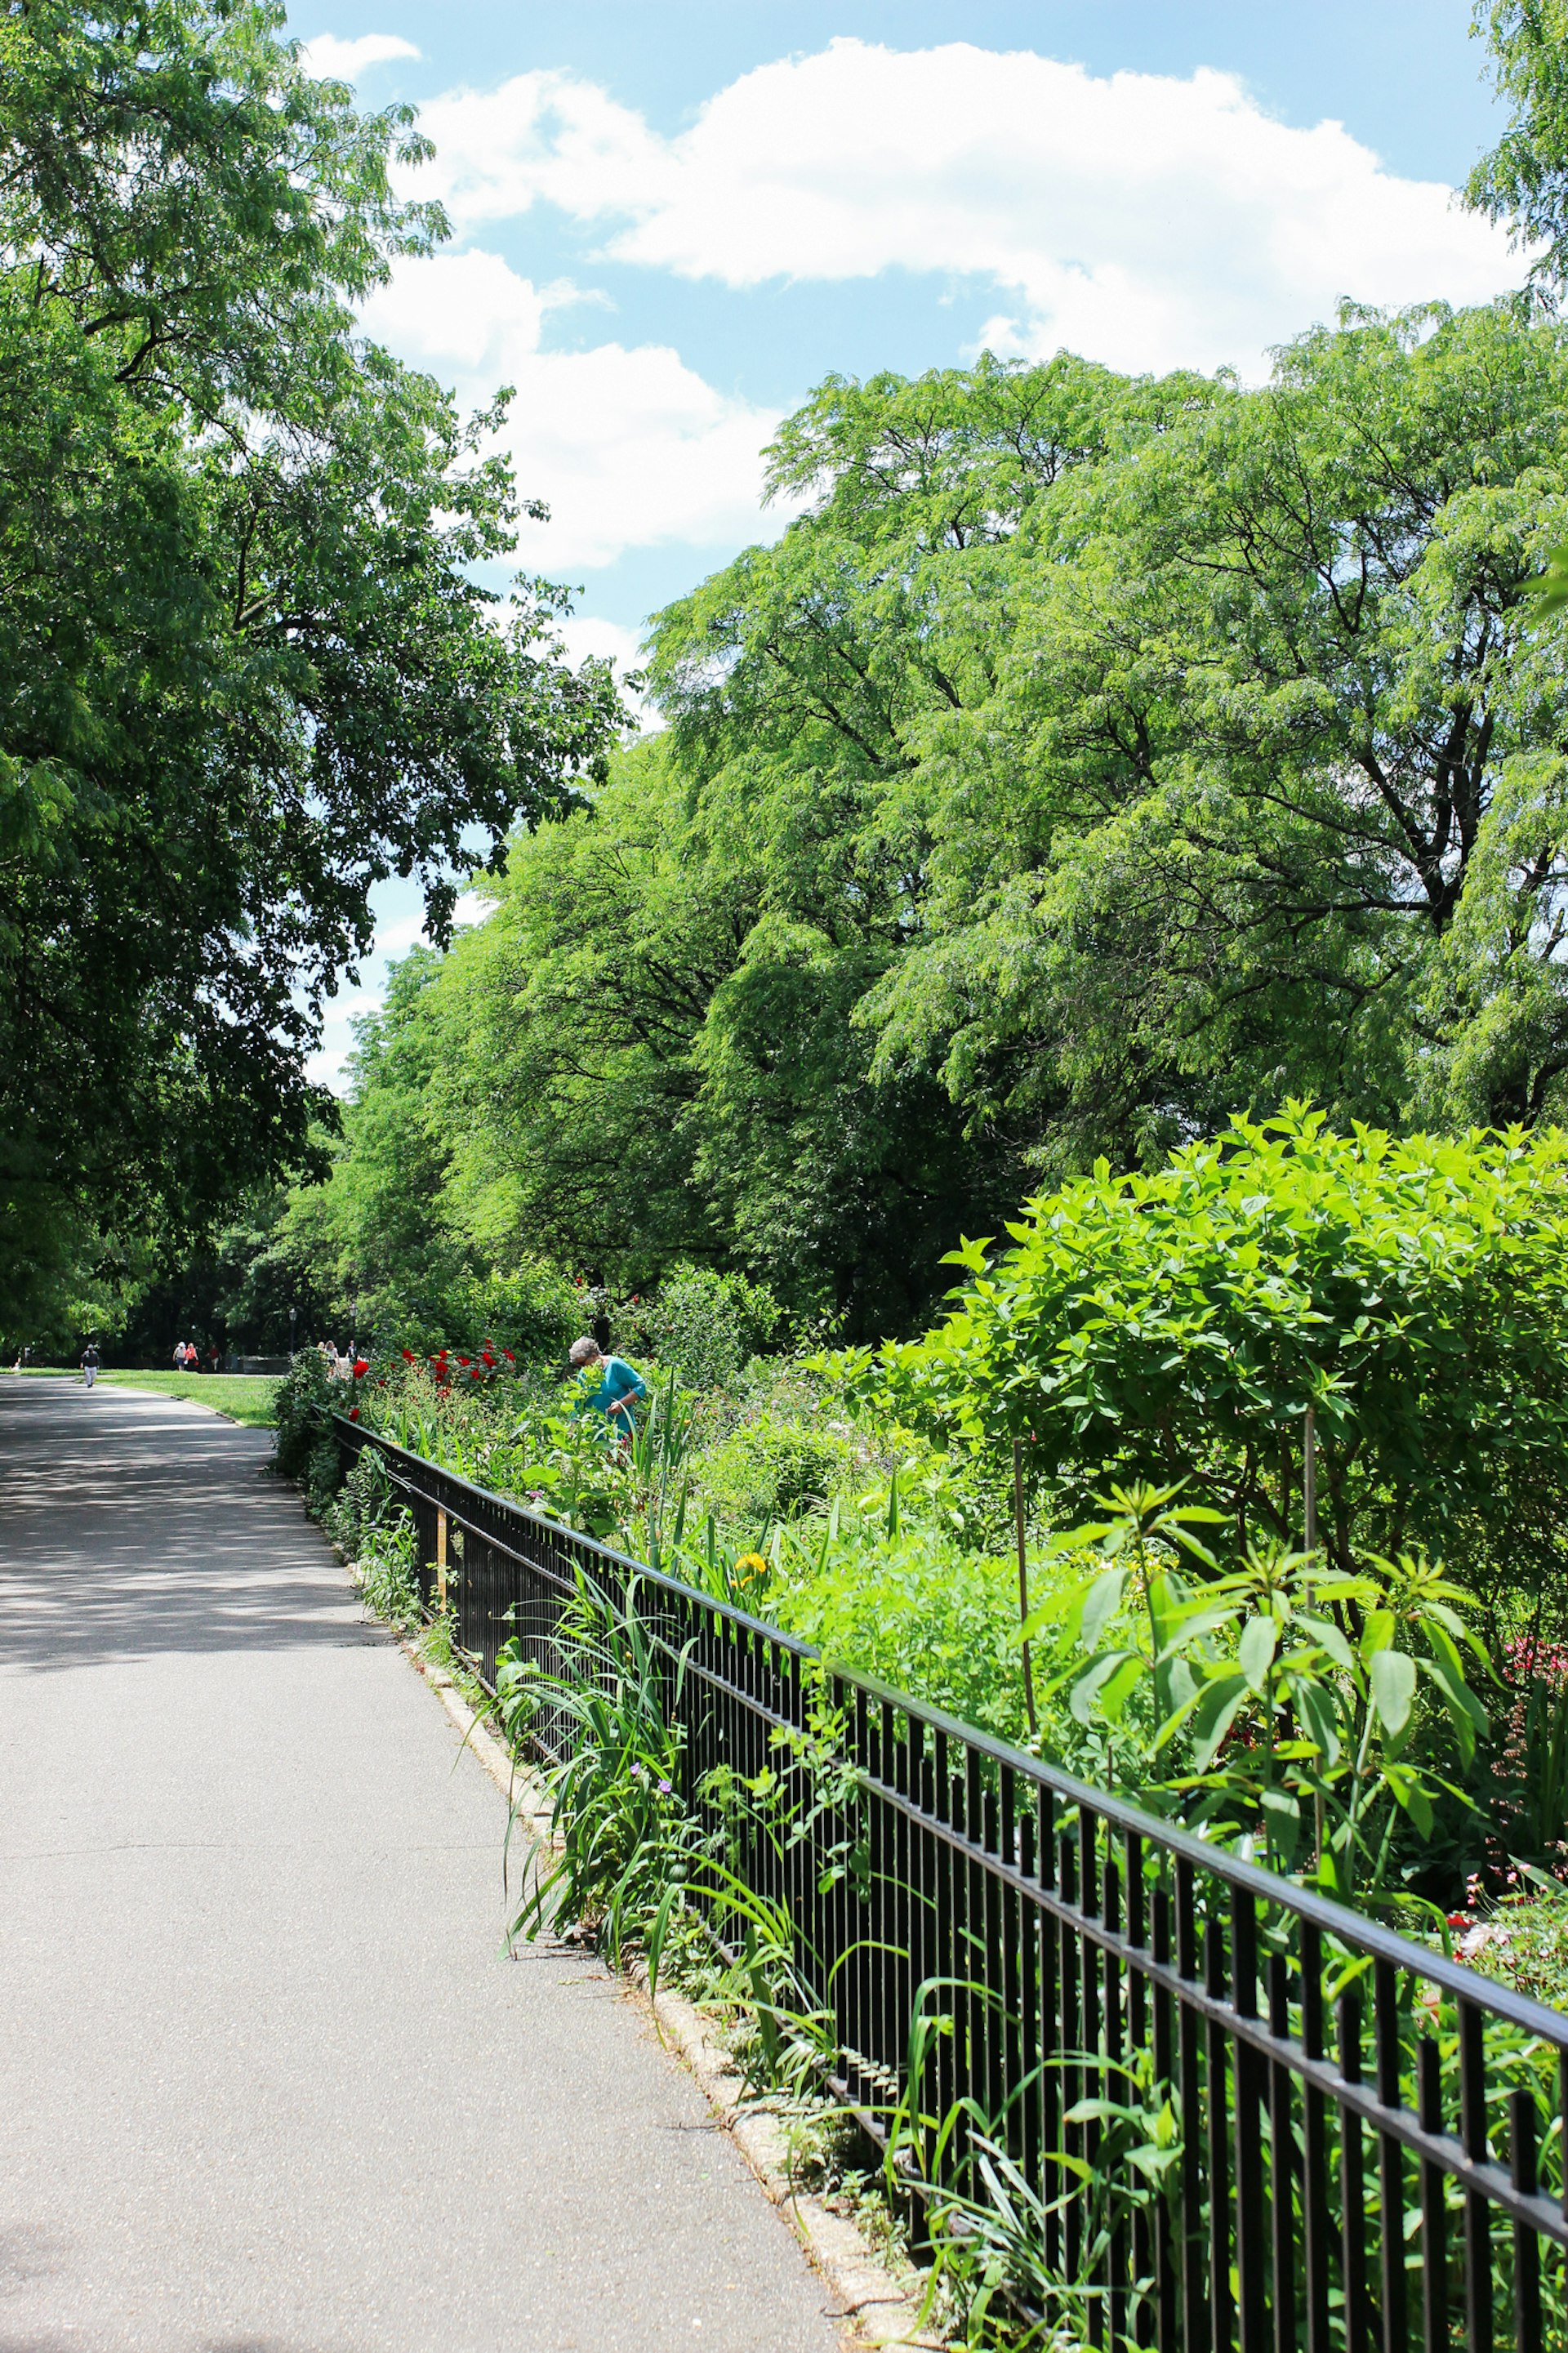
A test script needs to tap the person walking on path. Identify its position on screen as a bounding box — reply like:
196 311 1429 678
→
79 1342 100 1389
569 1335 646 1446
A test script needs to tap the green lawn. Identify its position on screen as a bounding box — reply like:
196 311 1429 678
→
19 1369 281 1427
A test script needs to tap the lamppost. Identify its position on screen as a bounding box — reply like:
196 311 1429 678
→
289 1303 297 1360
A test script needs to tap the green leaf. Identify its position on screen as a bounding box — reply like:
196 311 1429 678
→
1295 1613 1357 1677
1186 1672 1250 1771
1360 1608 1396 1665
1383 1762 1434 1838
1369 1648 1416 1741
1259 1785 1303 1861
1069 1651 1139 1725
1293 1676 1344 1769
1080 1566 1129 1652
1238 1614 1279 1693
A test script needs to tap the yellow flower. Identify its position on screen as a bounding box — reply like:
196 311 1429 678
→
733 1551 768 1586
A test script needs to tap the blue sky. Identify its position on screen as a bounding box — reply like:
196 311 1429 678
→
287 2 1520 1078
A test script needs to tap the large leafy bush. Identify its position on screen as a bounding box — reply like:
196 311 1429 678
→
871 1109 1568 1607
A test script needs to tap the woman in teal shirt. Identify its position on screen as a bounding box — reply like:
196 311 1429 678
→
568 1336 647 1443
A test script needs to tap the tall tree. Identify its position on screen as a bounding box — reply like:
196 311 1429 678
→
1467 0 1568 292
0 1 621 1330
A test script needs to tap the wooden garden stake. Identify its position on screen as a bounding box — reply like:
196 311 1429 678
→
1013 1437 1039 1740
436 1506 448 1613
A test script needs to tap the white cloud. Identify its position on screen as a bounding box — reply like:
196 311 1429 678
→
297 33 421 82
412 40 1519 377
358 248 780 568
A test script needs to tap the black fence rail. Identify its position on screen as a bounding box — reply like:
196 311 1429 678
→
336 1415 1568 2352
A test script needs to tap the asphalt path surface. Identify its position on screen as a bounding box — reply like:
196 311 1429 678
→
0 1378 841 2353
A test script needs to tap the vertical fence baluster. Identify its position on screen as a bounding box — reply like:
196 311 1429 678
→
1104 1848 1128 2350
1340 1991 1370 2353
1040 1787 1061 2280
1086 1812 1108 2348
1152 1877 1178 2353
1374 1958 1408 2353
1062 1825 1084 2297
1176 1858 1208 2353
1267 1953 1294 2353
1124 1833 1152 2348
1301 1923 1332 2353
982 1774 1004 2138
1207 1918 1235 2353
1000 1766 1022 2169
1460 1998 1494 2353
1416 2036 1446 2353
931 1728 955 2175
1232 1888 1267 2353
1511 2087 1542 2353
1018 1790 1041 2223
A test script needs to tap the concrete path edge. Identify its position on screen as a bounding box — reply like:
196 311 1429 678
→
376 1586 945 2353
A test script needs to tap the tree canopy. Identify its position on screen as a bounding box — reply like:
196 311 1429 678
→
0 0 621 1332
287 303 1568 1343
1468 0 1568 293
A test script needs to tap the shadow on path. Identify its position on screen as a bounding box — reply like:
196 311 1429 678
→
0 1382 370 1669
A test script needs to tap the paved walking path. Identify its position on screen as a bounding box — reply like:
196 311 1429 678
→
0 1379 842 2353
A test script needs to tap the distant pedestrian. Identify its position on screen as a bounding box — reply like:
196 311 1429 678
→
568 1337 646 1447
172 1339 185 1371
80 1342 100 1389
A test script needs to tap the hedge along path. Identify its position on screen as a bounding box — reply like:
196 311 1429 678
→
0 1376 844 2353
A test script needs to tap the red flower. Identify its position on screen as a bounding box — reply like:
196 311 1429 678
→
400 1347 416 1363
457 1355 471 1366
482 1349 495 1366
348 1406 361 1423
352 1359 368 1378
502 1348 514 1362
1446 1911 1470 1928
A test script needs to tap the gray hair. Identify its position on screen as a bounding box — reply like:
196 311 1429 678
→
568 1336 601 1367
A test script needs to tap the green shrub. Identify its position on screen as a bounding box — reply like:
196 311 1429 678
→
622 1263 781 1392
273 1348 345 1513
871 1107 1568 1611
770 1526 1042 1744
692 1407 858 1529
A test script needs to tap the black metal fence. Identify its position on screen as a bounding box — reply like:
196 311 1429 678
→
337 1415 1568 2351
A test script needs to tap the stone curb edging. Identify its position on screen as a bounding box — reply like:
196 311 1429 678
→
381 1612 945 2353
